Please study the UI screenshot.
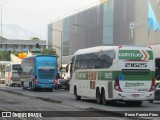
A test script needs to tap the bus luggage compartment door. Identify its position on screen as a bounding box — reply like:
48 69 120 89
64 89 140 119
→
108 81 113 98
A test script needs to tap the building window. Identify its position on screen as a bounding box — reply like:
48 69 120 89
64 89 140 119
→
63 18 70 55
103 1 114 45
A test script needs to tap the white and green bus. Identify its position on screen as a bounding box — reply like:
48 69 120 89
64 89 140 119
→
68 45 155 106
5 63 21 87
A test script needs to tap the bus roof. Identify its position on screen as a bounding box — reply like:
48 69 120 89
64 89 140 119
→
73 45 153 56
74 46 117 56
35 54 57 57
24 55 57 60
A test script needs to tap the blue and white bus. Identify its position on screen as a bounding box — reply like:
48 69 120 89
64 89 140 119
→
20 55 57 91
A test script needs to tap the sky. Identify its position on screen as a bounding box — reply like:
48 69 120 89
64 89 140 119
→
3 0 99 40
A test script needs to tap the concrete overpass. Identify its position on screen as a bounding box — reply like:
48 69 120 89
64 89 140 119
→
0 39 46 51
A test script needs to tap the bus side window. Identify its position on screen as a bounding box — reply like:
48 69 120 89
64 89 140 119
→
98 50 114 68
91 59 95 69
75 59 80 70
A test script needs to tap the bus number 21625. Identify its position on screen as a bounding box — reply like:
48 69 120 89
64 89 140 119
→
125 63 147 68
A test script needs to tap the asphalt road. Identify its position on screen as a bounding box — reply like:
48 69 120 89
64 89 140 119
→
0 89 130 120
0 84 159 120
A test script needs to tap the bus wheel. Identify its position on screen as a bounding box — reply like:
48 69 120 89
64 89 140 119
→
96 89 102 104
23 86 26 90
149 100 153 103
102 89 106 105
74 87 81 100
30 83 35 91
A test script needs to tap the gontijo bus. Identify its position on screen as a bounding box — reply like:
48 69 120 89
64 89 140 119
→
20 55 57 91
68 45 155 106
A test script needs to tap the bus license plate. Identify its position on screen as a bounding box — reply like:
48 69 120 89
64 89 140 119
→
132 94 139 97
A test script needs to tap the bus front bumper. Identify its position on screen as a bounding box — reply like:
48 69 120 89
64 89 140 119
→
34 84 57 89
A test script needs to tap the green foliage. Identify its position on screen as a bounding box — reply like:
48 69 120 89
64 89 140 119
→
11 51 19 56
0 51 11 61
31 37 40 40
40 48 58 56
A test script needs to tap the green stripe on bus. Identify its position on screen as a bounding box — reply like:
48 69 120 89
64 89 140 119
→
76 71 88 80
98 71 117 80
76 71 155 81
147 51 153 60
119 71 155 81
119 50 153 60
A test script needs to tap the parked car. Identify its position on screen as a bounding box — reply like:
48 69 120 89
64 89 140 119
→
56 79 69 90
149 82 160 103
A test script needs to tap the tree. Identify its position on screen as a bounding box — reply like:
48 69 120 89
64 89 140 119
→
0 51 11 61
11 51 19 56
40 48 58 56
31 37 40 40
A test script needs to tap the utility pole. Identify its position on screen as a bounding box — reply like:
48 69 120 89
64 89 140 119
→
0 0 6 44
51 29 63 79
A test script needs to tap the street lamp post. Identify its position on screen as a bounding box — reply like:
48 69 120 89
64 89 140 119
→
51 29 63 79
0 0 6 44
73 23 87 48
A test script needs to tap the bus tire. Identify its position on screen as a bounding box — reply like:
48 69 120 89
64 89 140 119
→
96 88 102 104
23 86 26 90
31 83 35 91
74 87 81 100
22 82 26 90
149 100 153 103
102 89 106 105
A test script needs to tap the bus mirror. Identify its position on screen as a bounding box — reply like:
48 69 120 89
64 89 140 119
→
18 68 22 74
70 63 73 72
66 63 71 72
66 66 68 72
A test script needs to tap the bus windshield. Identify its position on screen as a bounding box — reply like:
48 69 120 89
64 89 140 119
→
12 64 21 70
